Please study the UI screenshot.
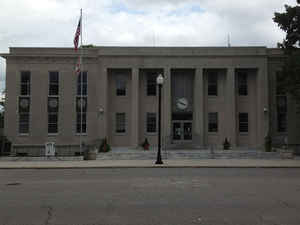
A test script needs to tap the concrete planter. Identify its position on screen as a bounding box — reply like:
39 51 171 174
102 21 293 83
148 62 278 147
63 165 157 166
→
84 148 97 160
280 150 294 159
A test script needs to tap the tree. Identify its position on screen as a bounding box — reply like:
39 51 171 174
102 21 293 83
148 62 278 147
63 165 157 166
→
273 0 300 100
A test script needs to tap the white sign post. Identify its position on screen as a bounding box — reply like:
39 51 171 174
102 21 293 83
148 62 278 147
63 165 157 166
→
45 142 55 157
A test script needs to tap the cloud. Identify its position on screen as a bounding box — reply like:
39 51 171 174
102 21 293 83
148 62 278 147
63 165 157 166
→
0 0 297 91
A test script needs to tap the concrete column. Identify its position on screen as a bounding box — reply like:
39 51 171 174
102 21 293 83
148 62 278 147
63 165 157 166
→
162 67 171 146
194 68 204 147
256 63 268 149
131 68 139 148
99 66 108 140
226 68 236 147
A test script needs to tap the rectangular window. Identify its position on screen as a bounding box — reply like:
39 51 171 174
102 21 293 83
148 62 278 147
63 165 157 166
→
76 97 87 133
238 72 248 96
147 113 156 133
208 112 218 132
49 72 59 96
77 72 88 96
20 71 30 96
116 113 126 133
48 97 59 133
147 73 156 96
239 113 249 133
19 97 30 134
116 75 126 96
208 72 218 96
276 71 285 95
277 96 287 132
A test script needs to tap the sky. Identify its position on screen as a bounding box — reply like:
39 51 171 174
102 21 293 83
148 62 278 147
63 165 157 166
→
0 0 297 92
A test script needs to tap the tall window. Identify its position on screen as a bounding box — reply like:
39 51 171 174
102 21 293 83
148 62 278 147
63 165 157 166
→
77 72 87 96
116 75 126 96
147 73 156 96
146 113 156 133
19 97 30 134
116 113 126 133
238 72 248 96
208 72 218 96
49 72 59 96
76 97 87 133
276 72 287 132
239 113 249 133
19 71 31 134
76 72 88 133
48 72 59 133
208 112 218 132
48 97 59 133
20 71 30 95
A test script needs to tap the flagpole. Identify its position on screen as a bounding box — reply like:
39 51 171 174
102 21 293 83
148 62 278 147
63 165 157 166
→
80 8 83 155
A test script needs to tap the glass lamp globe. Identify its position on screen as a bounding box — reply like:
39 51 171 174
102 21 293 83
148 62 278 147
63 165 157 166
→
156 74 164 85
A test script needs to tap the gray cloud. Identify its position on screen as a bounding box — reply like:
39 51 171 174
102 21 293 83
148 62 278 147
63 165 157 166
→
0 0 296 91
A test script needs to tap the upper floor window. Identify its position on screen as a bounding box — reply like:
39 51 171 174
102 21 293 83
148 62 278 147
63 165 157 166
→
116 75 126 96
276 71 285 95
208 72 218 96
20 71 30 96
239 113 249 133
49 71 59 96
208 112 218 132
77 72 87 96
147 73 156 96
146 112 156 133
238 72 248 96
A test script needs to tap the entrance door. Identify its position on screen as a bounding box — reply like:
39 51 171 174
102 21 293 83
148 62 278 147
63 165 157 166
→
172 121 192 141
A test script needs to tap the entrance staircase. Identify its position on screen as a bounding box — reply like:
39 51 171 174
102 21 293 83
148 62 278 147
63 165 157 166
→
97 148 281 160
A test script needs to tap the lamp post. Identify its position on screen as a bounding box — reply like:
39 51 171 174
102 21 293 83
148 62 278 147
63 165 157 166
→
155 74 164 164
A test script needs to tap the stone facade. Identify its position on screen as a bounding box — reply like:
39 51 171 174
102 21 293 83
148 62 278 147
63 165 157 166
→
1 46 298 155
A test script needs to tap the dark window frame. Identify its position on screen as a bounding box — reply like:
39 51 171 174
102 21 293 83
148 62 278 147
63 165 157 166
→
49 71 59 96
20 71 31 96
146 112 156 133
146 73 157 96
239 112 249 133
116 75 126 96
77 71 88 96
208 112 218 132
208 72 218 96
238 72 248 96
48 97 59 134
116 113 126 133
76 96 88 134
18 97 30 134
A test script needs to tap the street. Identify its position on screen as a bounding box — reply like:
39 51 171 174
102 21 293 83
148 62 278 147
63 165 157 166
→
0 168 300 225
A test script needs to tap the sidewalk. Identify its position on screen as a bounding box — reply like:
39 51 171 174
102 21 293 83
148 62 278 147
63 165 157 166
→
0 159 299 169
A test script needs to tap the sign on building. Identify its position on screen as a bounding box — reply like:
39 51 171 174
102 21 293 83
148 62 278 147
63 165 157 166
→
45 142 55 156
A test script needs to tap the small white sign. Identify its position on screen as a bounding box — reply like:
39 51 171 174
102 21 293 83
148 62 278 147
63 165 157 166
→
45 142 55 156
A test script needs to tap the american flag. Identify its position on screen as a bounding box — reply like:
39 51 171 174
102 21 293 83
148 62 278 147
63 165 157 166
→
73 15 81 51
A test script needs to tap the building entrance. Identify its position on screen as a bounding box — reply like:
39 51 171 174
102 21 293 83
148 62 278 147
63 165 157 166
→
172 121 192 141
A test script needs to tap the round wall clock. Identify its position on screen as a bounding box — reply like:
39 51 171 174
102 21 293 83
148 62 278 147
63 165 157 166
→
49 98 58 108
20 98 29 109
176 98 188 110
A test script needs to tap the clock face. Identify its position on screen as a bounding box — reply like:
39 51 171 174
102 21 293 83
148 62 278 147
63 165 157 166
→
176 98 188 110
20 98 29 109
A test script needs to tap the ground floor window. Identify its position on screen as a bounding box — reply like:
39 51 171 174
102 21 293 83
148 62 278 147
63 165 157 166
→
146 113 156 133
19 97 30 134
208 112 218 132
76 97 87 134
116 113 126 133
239 113 248 133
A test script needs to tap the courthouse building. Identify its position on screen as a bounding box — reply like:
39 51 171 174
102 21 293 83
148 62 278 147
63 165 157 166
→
1 46 298 155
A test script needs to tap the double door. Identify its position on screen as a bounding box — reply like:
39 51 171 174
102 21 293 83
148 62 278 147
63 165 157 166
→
172 121 192 141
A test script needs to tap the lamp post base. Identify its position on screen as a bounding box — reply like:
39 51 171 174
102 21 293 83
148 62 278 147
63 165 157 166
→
155 160 163 165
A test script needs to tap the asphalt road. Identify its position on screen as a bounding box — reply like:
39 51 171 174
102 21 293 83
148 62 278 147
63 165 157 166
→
0 168 300 225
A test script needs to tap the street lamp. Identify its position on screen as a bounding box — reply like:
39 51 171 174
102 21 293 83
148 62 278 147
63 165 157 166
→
155 74 164 164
